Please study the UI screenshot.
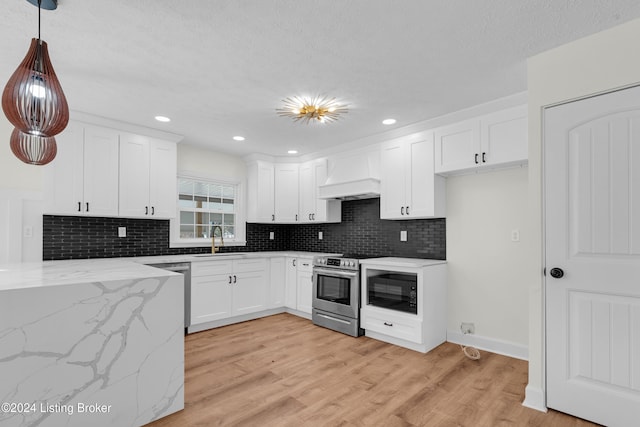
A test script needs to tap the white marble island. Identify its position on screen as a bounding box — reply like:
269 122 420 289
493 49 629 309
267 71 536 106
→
0 259 184 427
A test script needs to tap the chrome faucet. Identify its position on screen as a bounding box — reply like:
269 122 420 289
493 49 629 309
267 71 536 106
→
211 225 224 254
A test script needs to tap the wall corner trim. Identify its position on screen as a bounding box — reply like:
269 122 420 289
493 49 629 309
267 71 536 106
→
522 385 547 413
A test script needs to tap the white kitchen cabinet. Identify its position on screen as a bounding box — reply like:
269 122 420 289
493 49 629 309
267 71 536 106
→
119 133 177 219
274 163 300 222
434 105 527 175
284 256 314 316
296 258 313 315
360 258 447 353
299 159 341 223
190 258 268 326
380 133 445 219
269 257 286 308
44 122 119 217
285 257 298 309
246 160 275 222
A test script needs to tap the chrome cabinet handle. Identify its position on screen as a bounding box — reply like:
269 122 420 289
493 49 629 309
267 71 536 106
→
406 206 410 215
228 276 232 284
145 206 149 215
78 202 81 212
400 206 405 215
233 275 237 283
293 259 296 267
272 214 275 221
474 153 479 164
151 206 155 215
482 152 486 163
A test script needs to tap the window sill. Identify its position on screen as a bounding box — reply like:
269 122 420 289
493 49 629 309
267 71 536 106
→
169 240 247 249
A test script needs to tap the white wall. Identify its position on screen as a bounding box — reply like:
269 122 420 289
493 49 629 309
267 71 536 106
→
0 114 43 191
446 166 529 358
178 143 246 182
524 17 640 411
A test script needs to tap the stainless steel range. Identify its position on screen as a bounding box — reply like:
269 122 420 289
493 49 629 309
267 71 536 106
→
312 255 364 337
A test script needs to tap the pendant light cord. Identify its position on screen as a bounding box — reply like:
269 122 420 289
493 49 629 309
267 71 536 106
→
38 0 42 40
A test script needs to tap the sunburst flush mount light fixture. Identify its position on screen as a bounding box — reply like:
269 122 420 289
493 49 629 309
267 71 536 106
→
276 95 348 124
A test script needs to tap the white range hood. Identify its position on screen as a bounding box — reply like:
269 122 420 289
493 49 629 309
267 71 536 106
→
318 151 380 200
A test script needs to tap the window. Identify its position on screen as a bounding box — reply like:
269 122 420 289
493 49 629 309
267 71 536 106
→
171 176 245 247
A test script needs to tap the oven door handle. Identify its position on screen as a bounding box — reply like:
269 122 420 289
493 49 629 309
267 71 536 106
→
312 267 359 278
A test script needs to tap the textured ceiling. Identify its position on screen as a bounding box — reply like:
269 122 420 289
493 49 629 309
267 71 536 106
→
2 0 640 157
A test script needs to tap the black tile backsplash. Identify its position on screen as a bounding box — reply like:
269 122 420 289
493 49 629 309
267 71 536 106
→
43 198 445 260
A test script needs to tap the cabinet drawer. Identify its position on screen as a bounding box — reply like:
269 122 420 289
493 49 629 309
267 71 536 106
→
361 309 422 344
296 258 313 272
191 260 233 277
233 258 267 273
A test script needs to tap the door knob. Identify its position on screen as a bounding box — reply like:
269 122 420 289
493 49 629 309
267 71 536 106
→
550 267 564 279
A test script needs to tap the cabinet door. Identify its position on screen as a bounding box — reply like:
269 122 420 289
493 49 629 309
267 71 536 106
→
249 161 275 222
191 274 233 324
233 270 268 315
407 136 437 218
149 139 177 218
119 133 151 217
43 122 84 215
285 257 297 309
380 139 407 219
296 269 313 315
269 257 286 308
480 105 527 166
83 125 120 216
298 162 315 223
274 164 299 222
434 119 480 173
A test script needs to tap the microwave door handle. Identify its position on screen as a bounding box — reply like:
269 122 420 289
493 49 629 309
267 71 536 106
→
312 268 358 278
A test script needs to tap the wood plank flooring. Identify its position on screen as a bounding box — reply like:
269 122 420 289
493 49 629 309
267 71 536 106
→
145 313 598 427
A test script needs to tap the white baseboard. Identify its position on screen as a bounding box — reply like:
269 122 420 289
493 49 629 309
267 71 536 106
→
522 384 547 413
446 330 528 360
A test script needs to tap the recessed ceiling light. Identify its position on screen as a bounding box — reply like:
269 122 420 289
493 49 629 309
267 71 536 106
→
155 116 171 123
287 150 298 154
233 136 245 141
382 118 397 125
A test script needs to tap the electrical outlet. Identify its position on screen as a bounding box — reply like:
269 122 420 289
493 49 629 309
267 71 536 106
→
400 230 407 242
511 229 520 242
461 322 475 334
318 231 323 240
23 226 33 238
269 231 274 240
118 227 127 238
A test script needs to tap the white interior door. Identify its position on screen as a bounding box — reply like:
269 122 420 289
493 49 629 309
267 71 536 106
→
545 85 640 427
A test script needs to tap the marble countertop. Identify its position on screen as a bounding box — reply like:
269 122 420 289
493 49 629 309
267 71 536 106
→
0 251 340 292
0 258 180 292
359 257 447 268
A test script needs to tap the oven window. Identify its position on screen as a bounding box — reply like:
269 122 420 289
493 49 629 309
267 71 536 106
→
316 274 351 305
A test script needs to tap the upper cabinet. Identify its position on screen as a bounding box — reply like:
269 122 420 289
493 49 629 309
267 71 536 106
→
44 122 120 217
246 158 340 224
380 133 446 220
434 105 527 175
274 163 300 222
44 118 179 220
119 134 177 219
299 159 341 223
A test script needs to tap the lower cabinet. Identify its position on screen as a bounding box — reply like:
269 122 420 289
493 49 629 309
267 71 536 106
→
191 258 268 326
285 256 314 315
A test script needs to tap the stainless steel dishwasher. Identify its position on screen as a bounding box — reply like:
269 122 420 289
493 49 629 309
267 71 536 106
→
147 262 191 332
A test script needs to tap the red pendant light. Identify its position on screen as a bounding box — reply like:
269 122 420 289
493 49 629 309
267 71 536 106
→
10 127 57 166
2 0 68 144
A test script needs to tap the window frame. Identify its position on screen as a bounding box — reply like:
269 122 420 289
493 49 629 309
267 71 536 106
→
170 173 246 248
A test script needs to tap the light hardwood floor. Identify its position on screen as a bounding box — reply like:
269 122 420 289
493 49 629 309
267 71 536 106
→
146 313 598 427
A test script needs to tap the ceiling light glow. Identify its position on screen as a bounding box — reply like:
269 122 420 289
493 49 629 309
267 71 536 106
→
382 118 397 125
287 150 298 154
277 95 348 124
233 136 245 141
155 116 171 122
